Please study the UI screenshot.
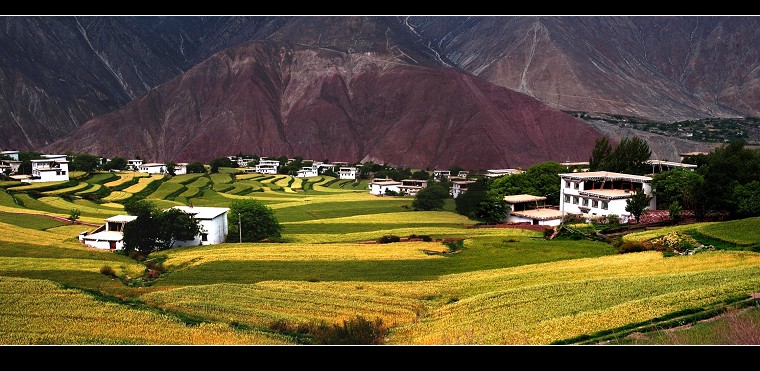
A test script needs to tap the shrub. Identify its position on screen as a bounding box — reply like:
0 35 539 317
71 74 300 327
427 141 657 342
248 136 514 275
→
378 235 400 244
616 241 648 254
544 227 555 239
99 265 116 278
310 316 388 345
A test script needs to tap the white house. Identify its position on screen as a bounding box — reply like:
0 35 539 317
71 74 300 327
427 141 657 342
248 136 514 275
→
138 163 166 174
484 169 524 178
503 194 563 226
368 178 401 195
646 159 697 174
559 171 656 223
28 158 69 182
255 159 280 174
0 160 21 175
398 179 427 196
174 163 189 175
338 167 357 180
433 170 451 180
1 150 19 161
450 180 476 198
297 165 319 178
127 159 143 171
79 215 138 251
168 206 229 246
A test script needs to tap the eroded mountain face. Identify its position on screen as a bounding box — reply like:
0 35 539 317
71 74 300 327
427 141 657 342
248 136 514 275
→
4 16 755 167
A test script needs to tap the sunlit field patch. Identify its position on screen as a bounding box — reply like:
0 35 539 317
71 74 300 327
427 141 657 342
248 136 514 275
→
0 277 292 345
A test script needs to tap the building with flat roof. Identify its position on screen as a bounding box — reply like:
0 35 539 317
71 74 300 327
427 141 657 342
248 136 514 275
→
559 171 656 223
503 194 563 226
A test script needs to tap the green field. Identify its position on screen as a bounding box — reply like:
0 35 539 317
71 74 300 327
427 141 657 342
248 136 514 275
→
1 168 758 345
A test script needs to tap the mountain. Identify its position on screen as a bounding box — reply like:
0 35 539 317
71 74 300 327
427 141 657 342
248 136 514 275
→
3 16 757 166
42 41 602 170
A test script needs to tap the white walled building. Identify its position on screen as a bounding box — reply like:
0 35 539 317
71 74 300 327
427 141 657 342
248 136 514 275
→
559 171 656 223
338 167 357 180
255 159 280 174
174 163 189 175
1 150 19 161
297 166 319 178
127 159 143 171
28 158 69 182
368 178 401 195
450 180 476 198
433 170 450 180
169 206 230 246
138 163 166 174
79 215 138 251
398 179 427 196
503 194 563 226
484 169 524 178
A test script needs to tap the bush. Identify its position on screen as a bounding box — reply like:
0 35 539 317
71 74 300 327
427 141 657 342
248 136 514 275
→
544 227 555 239
616 241 649 254
378 235 400 243
99 265 116 278
310 316 388 345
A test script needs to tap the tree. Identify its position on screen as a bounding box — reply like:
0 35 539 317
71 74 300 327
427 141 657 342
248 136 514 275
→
122 202 201 255
732 181 760 218
488 161 565 205
449 166 464 177
473 194 510 224
102 157 127 171
153 208 203 251
652 168 703 209
588 137 613 171
625 189 652 223
70 153 101 172
668 200 683 224
411 183 449 210
228 199 282 242
164 161 177 176
411 170 430 180
67 209 81 224
186 162 207 174
209 157 235 173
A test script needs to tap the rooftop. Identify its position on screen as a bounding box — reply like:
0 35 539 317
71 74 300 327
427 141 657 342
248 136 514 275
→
105 215 138 223
504 194 547 204
510 208 564 220
559 171 652 182
170 206 229 219
82 231 126 242
578 189 637 200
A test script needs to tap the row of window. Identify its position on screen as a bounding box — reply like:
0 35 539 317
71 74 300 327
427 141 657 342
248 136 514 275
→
564 195 608 210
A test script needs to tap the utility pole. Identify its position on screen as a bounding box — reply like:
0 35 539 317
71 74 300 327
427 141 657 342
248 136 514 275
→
238 212 242 243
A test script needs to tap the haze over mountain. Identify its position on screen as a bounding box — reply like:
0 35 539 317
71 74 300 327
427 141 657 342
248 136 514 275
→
1 16 752 167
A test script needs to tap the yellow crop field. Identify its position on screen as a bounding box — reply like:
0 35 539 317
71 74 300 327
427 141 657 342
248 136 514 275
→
140 281 433 329
0 221 83 247
122 174 164 193
101 191 132 202
38 197 119 216
100 202 124 209
75 183 102 194
282 211 475 225
386 251 760 344
622 222 716 242
156 241 449 269
103 172 148 188
6 181 67 191
210 173 232 184
42 182 91 195
0 277 292 345
287 226 539 243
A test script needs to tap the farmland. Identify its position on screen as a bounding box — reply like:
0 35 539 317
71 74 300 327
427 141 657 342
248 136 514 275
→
0 168 758 345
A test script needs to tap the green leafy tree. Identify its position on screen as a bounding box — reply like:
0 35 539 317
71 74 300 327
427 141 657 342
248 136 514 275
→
652 167 703 209
473 194 510 224
186 162 207 174
669 200 683 223
693 140 760 218
488 161 565 205
153 208 203 250
732 180 760 218
411 170 430 180
102 157 127 171
449 166 464 177
210 157 235 173
411 183 449 210
455 180 487 217
164 161 177 176
625 189 653 223
122 202 201 255
70 153 102 172
67 209 81 224
228 199 282 242
588 137 613 171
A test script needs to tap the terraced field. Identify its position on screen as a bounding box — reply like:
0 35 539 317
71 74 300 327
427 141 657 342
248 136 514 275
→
0 168 758 345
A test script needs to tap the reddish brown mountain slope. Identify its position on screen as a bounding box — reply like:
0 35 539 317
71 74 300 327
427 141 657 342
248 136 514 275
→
43 42 602 170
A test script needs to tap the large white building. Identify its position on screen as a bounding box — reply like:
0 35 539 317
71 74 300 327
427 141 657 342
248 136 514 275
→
503 194 563 226
79 215 138 251
1 150 19 161
168 206 230 246
127 159 143 171
338 167 357 180
450 180 476 198
255 159 280 174
368 178 401 195
297 165 319 178
559 171 656 223
398 179 427 196
137 163 166 174
28 157 69 182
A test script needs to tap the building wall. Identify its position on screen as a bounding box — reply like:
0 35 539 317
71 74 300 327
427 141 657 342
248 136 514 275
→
81 238 124 251
560 175 656 221
172 214 229 247
369 183 400 195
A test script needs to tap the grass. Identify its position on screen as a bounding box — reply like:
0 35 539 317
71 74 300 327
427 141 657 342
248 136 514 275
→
0 212 66 230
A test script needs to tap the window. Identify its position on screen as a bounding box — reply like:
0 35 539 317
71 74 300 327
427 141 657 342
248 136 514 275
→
582 198 588 206
564 194 570 203
565 181 570 188
573 196 579 204
602 202 608 210
592 200 598 208
201 233 208 242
